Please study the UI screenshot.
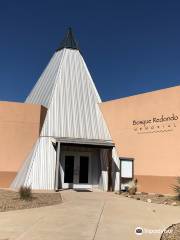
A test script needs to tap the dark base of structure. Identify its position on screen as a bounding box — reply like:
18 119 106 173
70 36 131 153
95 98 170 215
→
135 175 177 195
0 171 17 188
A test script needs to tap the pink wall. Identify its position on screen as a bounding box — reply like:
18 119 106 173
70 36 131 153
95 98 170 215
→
0 101 46 187
100 86 180 194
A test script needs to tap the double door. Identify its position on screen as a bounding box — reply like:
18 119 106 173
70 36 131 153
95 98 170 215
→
61 152 92 189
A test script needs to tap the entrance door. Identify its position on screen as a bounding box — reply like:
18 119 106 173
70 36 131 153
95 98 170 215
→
79 156 89 183
64 155 74 184
61 152 92 189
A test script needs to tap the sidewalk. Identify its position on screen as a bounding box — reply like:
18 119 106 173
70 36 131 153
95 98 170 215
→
0 190 180 240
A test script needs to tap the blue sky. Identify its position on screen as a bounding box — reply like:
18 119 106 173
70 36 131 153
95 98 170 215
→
0 0 180 102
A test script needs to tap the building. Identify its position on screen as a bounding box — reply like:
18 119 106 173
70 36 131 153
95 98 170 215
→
0 102 46 187
10 28 120 192
100 86 180 194
0 28 179 194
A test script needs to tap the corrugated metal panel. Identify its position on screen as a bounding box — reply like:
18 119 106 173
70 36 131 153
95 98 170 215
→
40 49 111 140
25 50 65 108
25 137 56 189
112 148 120 191
10 143 37 189
11 137 56 190
12 47 120 190
99 149 109 191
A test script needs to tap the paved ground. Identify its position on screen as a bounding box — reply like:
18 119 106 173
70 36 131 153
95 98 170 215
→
0 190 180 240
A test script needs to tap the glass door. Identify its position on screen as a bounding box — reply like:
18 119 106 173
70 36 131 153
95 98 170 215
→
79 156 89 183
73 153 92 189
61 152 92 189
64 155 74 183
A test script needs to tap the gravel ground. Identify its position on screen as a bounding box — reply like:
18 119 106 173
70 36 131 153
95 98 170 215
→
0 189 62 212
120 192 180 206
160 223 180 240
120 192 180 239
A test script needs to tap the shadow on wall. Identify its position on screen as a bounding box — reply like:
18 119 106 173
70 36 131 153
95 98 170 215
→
39 106 47 134
112 159 119 191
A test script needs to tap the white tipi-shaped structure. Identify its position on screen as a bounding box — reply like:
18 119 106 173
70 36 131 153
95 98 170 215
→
11 28 120 191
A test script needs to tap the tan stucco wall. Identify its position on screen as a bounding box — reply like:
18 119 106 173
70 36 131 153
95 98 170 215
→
100 86 180 194
0 101 46 187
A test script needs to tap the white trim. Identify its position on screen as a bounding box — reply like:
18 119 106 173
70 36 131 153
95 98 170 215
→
55 137 114 146
60 151 92 189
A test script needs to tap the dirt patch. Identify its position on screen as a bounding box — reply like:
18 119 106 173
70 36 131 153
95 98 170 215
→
160 223 180 240
119 192 180 206
0 189 62 212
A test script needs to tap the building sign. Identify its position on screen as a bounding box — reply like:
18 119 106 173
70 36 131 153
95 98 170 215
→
133 114 178 134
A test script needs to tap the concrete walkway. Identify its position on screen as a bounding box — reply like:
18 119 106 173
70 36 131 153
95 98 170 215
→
0 190 180 240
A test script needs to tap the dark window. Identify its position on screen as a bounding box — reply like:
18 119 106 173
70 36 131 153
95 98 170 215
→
79 156 89 183
64 156 74 183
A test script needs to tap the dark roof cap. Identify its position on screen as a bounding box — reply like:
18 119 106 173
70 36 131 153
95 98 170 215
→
56 27 79 51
